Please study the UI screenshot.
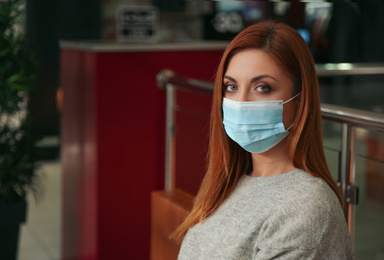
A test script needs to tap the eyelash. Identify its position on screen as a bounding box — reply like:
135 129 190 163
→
223 83 272 93
255 84 272 93
223 83 237 92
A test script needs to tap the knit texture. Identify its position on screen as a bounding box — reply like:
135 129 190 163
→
178 169 354 260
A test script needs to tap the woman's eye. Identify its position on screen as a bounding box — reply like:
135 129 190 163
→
225 84 237 92
256 84 271 93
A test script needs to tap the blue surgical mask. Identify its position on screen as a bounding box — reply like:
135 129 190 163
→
222 93 300 153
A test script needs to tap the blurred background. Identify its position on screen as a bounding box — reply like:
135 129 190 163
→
26 0 384 138
1 0 383 260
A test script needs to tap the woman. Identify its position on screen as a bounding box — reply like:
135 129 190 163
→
175 21 354 259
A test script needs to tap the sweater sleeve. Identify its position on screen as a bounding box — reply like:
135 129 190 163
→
254 191 354 260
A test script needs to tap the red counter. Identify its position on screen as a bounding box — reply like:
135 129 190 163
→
60 41 226 260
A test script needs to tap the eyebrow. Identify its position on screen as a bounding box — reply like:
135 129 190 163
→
224 74 278 83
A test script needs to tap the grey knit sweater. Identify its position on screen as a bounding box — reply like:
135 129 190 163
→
178 169 354 260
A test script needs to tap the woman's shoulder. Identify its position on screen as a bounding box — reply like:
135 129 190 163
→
258 169 344 233
273 170 354 258
279 169 340 207
258 170 353 256
237 168 340 211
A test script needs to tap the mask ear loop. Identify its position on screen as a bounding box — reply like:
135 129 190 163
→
284 92 301 131
286 123 294 132
283 92 301 104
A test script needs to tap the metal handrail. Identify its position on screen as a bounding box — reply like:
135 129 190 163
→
316 63 384 76
157 63 384 92
156 69 214 94
157 69 384 129
157 67 384 240
321 104 384 130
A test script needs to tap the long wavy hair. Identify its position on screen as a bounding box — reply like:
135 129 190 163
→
173 21 342 242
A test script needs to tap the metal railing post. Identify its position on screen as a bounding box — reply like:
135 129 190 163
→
164 84 175 191
339 123 357 234
340 123 351 218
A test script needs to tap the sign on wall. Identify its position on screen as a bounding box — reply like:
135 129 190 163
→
116 6 159 42
203 12 244 41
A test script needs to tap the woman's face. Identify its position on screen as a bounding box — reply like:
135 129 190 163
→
223 49 298 130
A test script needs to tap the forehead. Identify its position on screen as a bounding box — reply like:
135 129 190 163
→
225 49 288 80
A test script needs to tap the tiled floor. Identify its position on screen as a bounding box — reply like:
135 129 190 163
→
18 160 61 260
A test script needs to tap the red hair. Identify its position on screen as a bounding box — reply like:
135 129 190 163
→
173 21 341 242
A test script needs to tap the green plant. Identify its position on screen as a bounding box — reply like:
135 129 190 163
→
0 0 42 203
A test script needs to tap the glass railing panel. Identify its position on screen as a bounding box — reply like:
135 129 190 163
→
173 90 211 195
318 74 384 114
354 127 384 259
322 120 342 182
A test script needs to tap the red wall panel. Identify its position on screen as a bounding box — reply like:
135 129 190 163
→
61 44 224 260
